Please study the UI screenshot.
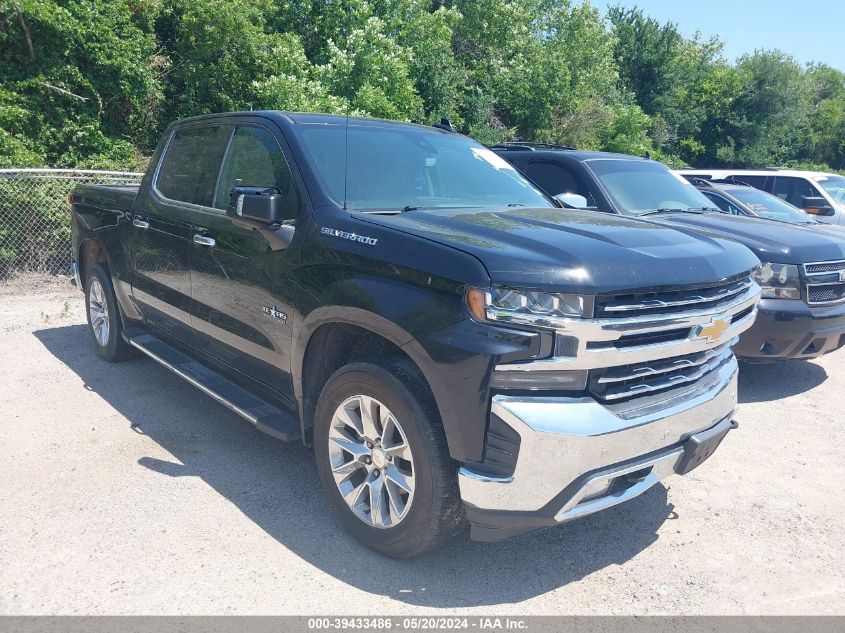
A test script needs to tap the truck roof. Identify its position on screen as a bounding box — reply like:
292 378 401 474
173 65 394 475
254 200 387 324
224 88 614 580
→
490 145 650 163
170 110 453 135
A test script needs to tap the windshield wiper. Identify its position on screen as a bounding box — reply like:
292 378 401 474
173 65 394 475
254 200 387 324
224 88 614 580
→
399 205 422 213
639 207 709 216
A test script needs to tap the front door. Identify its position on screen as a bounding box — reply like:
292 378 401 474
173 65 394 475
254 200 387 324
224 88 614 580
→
131 124 232 345
189 121 302 404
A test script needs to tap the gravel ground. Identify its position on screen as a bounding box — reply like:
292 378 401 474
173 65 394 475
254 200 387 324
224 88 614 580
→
1 278 843 615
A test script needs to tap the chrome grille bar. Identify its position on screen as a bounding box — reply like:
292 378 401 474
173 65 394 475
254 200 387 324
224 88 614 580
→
596 342 731 385
599 278 753 314
594 346 734 402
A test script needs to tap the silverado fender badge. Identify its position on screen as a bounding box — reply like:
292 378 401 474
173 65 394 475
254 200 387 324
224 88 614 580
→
320 226 378 246
694 317 731 344
262 305 287 322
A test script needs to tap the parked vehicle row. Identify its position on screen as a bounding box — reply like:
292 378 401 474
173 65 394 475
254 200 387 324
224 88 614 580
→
68 112 843 558
492 144 845 362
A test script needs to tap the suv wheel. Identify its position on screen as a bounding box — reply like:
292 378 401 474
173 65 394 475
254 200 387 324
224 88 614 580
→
314 360 465 558
84 263 134 362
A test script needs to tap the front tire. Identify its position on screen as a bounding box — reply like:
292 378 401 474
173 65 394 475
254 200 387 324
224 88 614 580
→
84 263 134 362
313 359 465 558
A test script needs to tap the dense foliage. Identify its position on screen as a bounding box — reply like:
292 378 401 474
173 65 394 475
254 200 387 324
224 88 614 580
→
2 0 844 172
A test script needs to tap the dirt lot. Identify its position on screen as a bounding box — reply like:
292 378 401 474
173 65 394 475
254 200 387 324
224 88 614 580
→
1 277 843 615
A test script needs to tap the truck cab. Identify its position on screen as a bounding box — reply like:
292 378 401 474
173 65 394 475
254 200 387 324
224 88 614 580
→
71 112 760 556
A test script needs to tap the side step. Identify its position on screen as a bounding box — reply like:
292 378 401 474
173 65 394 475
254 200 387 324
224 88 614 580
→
128 333 301 441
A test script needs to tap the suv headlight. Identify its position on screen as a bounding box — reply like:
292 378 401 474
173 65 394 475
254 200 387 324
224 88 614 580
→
465 286 591 325
753 263 800 299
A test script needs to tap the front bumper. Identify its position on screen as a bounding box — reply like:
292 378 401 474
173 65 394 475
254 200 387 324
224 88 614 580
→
734 298 845 360
459 358 738 541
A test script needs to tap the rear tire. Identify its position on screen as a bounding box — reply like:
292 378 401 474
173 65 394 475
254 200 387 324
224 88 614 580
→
313 359 465 558
84 263 134 362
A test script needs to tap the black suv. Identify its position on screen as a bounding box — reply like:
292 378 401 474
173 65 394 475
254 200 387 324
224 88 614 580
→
70 113 761 556
493 143 845 361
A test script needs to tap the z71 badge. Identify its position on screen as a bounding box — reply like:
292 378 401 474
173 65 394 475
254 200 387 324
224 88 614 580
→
262 305 287 322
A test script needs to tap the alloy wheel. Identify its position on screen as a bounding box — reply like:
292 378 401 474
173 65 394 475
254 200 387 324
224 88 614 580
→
88 277 110 347
328 395 415 528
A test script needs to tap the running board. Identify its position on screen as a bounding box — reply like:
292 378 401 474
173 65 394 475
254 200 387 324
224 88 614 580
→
128 333 301 441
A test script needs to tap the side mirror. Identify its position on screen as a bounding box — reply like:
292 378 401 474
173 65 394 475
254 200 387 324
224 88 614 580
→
227 186 292 224
802 196 835 216
554 192 589 209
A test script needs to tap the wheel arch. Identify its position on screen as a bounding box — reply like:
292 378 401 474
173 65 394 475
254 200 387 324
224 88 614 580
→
77 238 109 288
294 308 444 449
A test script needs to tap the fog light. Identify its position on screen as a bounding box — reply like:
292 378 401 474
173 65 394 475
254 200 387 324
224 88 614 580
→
489 369 588 391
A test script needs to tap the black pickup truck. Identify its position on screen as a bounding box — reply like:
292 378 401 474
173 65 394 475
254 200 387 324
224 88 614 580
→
71 112 760 557
494 144 845 362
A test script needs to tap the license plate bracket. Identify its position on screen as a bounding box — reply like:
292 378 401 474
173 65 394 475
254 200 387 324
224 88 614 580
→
675 417 737 475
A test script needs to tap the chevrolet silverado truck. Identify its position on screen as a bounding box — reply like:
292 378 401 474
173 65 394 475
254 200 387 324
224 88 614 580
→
71 112 760 557
494 143 845 362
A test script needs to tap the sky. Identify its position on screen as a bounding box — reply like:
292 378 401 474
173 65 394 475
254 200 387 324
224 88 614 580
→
592 0 845 71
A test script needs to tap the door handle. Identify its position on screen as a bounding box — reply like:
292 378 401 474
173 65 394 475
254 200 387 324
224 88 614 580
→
193 234 216 247
132 218 150 230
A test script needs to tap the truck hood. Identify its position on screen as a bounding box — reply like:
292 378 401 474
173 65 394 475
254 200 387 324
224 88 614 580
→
647 213 845 265
359 207 759 294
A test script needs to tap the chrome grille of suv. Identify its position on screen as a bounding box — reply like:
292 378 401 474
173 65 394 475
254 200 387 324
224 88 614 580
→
589 342 733 402
803 260 845 306
595 274 754 318
808 284 845 304
805 260 845 275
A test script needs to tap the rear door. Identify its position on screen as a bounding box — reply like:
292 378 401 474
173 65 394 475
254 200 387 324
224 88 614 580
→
130 124 231 344
189 119 303 402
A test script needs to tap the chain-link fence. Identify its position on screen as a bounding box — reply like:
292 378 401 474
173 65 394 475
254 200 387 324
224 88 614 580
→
0 169 143 279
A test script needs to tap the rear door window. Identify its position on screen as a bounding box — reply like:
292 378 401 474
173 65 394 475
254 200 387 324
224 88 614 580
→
156 126 232 207
771 177 822 207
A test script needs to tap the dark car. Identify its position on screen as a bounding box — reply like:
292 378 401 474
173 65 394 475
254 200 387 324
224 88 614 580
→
70 113 760 555
493 143 845 362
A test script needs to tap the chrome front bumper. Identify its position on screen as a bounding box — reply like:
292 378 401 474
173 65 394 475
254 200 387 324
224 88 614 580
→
459 356 738 525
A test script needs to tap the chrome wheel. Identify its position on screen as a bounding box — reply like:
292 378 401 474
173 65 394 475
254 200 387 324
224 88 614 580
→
328 395 415 528
88 277 110 347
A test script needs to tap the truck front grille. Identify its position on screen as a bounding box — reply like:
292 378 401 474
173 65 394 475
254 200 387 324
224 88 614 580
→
807 283 845 305
493 272 760 405
804 260 845 305
595 274 753 318
805 260 845 275
589 342 733 402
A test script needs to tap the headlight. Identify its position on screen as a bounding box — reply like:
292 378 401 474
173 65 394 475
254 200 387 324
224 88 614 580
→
753 263 801 299
465 286 591 325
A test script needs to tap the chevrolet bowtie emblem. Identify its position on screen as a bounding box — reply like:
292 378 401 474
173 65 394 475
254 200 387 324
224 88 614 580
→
839 269 845 282
695 318 731 343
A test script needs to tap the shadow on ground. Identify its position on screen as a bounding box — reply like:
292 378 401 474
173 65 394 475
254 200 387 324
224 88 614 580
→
738 359 827 404
36 324 675 608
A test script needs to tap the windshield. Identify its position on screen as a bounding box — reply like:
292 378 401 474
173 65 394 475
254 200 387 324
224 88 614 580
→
815 175 845 208
293 123 552 211
728 187 813 223
586 159 714 215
